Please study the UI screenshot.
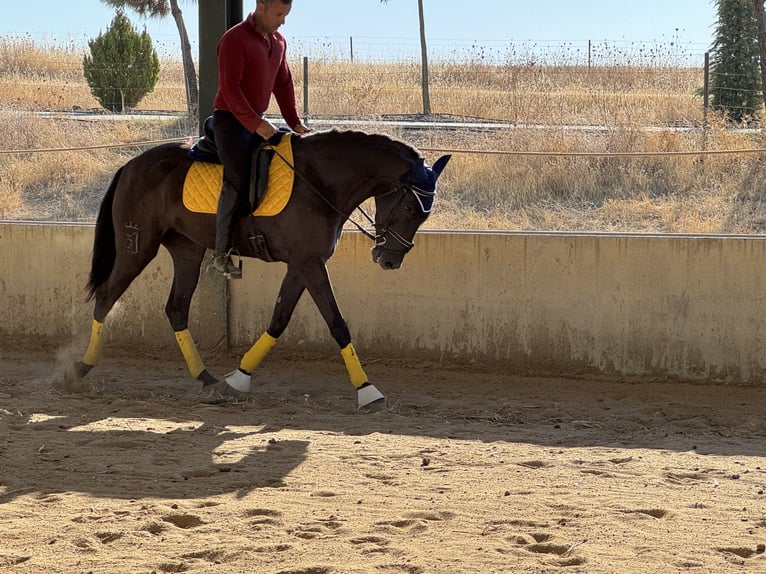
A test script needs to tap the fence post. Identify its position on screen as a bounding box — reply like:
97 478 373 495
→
703 52 710 114
303 56 309 118
703 52 709 152
350 36 354 62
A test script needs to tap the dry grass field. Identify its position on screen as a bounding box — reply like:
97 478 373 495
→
2 37 766 233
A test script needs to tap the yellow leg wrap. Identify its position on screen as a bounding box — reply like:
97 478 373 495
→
175 329 206 379
82 320 105 366
341 343 368 389
240 332 278 373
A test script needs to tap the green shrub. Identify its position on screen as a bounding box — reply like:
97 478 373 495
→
82 11 160 112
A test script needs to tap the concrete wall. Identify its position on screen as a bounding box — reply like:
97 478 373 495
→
2 222 766 383
0 222 225 353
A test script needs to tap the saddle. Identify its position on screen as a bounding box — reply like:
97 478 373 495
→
190 115 287 210
186 118 295 263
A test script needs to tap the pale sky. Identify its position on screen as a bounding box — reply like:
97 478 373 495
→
0 1 718 63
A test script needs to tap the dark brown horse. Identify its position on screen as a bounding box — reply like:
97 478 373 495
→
71 129 450 408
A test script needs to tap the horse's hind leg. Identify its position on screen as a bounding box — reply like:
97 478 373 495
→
163 233 217 386
76 235 163 378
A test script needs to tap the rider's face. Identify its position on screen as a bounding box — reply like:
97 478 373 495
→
256 1 292 34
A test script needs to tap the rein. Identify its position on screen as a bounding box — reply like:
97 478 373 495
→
267 145 376 240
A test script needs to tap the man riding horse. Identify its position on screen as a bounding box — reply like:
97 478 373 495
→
213 0 311 278
67 0 452 410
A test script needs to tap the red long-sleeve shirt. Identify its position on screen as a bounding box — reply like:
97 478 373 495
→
213 12 300 133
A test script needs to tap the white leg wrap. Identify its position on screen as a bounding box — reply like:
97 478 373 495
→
225 369 252 393
357 384 385 408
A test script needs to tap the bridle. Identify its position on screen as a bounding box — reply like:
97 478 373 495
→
373 183 436 254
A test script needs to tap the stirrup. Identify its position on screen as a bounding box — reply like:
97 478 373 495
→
213 251 242 279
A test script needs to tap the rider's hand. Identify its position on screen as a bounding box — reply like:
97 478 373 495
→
255 119 278 140
292 122 312 135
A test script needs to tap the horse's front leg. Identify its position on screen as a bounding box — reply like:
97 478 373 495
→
224 265 305 392
298 260 385 409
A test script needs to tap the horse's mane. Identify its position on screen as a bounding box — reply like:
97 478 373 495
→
303 129 422 162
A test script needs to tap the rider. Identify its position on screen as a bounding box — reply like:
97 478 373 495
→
212 0 311 278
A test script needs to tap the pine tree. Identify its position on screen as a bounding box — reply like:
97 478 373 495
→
99 0 198 116
711 0 762 123
82 11 160 113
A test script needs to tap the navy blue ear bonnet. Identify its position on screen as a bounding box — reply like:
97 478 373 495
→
403 158 438 213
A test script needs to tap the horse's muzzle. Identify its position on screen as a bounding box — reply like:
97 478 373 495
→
371 246 404 270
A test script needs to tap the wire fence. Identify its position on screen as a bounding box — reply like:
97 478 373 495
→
0 34 749 126
288 36 711 68
2 35 766 152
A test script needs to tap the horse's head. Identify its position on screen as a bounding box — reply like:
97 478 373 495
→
372 154 451 270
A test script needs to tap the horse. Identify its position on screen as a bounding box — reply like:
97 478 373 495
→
69 127 451 409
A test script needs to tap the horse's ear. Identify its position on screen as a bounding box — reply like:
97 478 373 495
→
431 155 452 178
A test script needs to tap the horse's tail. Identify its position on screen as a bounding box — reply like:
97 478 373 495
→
85 167 122 302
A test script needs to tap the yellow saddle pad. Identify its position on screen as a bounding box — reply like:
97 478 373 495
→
182 133 295 217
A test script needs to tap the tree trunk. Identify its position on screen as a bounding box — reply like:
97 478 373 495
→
170 0 199 116
755 0 766 117
417 0 431 115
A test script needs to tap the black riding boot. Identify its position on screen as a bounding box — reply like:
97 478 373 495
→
213 182 242 278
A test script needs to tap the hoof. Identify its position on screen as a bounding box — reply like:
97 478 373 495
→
225 369 252 393
74 361 93 378
51 361 89 393
196 381 247 404
359 397 387 413
197 369 218 387
357 383 385 410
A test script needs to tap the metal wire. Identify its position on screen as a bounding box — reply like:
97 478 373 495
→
0 138 190 155
3 137 766 158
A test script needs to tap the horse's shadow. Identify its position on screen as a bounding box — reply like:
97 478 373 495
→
0 405 308 504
